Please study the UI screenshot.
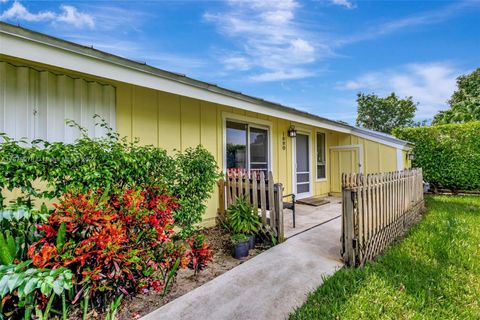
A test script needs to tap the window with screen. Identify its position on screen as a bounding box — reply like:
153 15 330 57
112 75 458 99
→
316 132 326 179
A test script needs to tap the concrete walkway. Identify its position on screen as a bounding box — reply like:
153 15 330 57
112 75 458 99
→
142 217 344 320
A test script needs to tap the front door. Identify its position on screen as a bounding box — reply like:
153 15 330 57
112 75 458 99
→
330 148 359 193
295 133 311 199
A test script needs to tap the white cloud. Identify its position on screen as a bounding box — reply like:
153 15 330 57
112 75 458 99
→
291 38 315 56
250 69 315 82
336 1 478 46
0 1 55 21
204 0 474 82
55 5 94 29
331 0 355 9
0 1 94 29
336 62 462 119
204 0 321 81
222 55 252 71
78 4 145 32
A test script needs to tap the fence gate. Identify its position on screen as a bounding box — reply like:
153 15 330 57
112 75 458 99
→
341 169 426 266
217 170 285 242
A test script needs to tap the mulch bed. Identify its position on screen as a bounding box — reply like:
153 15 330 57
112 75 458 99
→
116 226 270 319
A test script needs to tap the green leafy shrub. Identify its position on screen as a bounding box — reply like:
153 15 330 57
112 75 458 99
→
0 206 49 264
230 234 249 243
0 260 73 320
173 146 221 237
0 118 176 204
0 117 220 235
393 121 480 191
226 197 261 235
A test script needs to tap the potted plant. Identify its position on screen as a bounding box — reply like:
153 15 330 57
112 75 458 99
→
231 234 249 259
226 197 261 251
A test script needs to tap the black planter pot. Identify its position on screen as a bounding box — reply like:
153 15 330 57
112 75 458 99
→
247 235 255 249
232 240 249 259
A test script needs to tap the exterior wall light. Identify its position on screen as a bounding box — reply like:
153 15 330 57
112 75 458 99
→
288 125 297 138
407 152 415 160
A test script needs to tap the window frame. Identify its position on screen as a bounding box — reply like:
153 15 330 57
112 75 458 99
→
248 126 270 172
316 131 327 181
223 113 272 173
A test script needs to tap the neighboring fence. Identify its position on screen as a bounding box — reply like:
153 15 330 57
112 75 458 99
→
217 170 285 242
341 168 425 266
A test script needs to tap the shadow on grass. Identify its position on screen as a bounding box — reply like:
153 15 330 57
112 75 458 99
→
290 195 480 320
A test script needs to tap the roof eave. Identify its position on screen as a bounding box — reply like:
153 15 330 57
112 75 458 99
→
0 22 412 149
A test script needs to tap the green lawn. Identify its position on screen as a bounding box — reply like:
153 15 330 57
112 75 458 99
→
290 196 480 320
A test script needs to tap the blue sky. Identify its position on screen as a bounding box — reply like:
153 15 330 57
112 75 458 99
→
1 0 479 124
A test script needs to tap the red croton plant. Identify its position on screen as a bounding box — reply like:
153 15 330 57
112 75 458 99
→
28 187 212 309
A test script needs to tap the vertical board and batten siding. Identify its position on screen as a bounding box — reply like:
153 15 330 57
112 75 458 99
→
116 83 221 226
330 132 398 174
327 132 399 195
0 57 409 226
116 82 300 226
0 61 116 142
114 81 409 226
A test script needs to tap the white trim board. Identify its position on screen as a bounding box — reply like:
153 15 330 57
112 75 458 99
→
396 148 404 171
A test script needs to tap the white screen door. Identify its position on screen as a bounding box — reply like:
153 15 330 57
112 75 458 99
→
295 133 311 198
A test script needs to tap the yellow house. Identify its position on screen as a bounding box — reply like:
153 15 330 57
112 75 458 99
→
0 23 413 227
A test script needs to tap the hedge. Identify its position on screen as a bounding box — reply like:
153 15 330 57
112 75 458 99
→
393 121 480 191
0 117 220 236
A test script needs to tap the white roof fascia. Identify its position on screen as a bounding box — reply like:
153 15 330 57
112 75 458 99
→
1 31 350 133
353 130 412 150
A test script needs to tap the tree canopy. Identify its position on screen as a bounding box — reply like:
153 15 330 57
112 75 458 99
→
355 92 418 134
433 68 480 125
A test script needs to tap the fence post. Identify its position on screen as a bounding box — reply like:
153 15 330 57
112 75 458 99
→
274 183 284 242
217 178 225 217
343 189 356 266
260 171 267 224
268 171 275 230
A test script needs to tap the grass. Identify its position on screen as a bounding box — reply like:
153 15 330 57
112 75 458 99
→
290 195 480 320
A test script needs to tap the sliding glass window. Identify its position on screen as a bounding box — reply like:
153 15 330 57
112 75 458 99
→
226 121 269 172
226 121 247 170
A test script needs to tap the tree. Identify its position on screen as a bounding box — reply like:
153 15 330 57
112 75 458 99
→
432 68 480 125
355 92 418 134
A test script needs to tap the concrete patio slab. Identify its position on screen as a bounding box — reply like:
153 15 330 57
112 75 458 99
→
284 196 342 239
142 217 343 320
